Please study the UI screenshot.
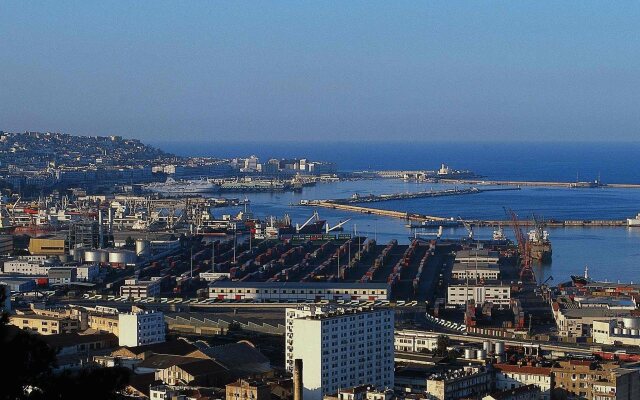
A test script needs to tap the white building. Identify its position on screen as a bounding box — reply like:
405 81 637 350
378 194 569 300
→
451 263 500 280
285 305 394 400
447 283 511 306
593 318 640 346
120 278 161 299
493 364 553 400
118 306 165 347
2 259 52 275
76 264 99 282
209 282 389 302
394 330 440 353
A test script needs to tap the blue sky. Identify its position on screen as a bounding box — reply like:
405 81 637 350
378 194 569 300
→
1 2 639 142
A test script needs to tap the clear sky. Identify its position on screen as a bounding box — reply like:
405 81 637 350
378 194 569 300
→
1 2 639 142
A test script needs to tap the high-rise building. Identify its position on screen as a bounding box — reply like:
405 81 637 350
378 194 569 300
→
118 305 165 347
285 305 394 400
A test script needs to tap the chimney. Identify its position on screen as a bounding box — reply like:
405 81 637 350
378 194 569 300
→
293 358 303 400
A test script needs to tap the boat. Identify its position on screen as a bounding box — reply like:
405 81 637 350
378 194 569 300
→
527 227 552 263
627 213 640 227
492 226 507 241
571 266 591 287
144 178 219 194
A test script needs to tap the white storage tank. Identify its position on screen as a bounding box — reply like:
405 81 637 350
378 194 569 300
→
108 249 137 266
135 239 151 257
614 327 622 335
631 329 639 336
476 349 487 359
84 249 108 263
483 341 492 353
623 317 640 330
464 348 476 359
71 248 85 262
623 328 631 336
494 341 505 355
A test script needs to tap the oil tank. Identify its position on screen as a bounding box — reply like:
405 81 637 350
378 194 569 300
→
476 349 487 359
71 248 85 262
623 328 631 336
108 249 137 265
136 239 151 257
58 254 72 263
494 341 505 355
614 327 622 335
631 329 639 336
623 317 640 330
483 341 492 353
464 349 476 359
83 249 108 263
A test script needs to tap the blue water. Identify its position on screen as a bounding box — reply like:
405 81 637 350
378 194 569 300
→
149 141 640 283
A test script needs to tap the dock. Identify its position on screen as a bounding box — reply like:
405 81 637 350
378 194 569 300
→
439 178 640 189
300 201 629 227
330 187 519 204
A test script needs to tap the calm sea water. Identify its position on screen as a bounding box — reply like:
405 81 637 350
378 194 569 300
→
151 141 640 283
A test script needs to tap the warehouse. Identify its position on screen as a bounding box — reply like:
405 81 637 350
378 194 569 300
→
208 281 389 301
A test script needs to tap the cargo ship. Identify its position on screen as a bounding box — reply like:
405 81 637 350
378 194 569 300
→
527 227 552 263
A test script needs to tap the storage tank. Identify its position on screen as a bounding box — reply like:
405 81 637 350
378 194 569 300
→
631 329 639 336
71 248 85 262
108 249 137 266
623 328 631 336
614 327 622 335
84 249 108 264
623 317 640 330
483 341 492 353
464 349 476 359
494 341 505 355
58 254 72 263
476 349 487 359
136 239 151 257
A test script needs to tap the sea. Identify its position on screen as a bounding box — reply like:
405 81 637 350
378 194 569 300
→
151 140 640 284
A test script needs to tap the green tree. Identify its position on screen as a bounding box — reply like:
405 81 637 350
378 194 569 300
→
0 285 130 399
434 334 450 356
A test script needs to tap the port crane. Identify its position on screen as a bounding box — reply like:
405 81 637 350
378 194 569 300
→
458 216 474 239
326 218 351 233
504 207 535 281
296 210 320 233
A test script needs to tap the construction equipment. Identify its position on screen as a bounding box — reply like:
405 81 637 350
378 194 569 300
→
458 216 474 239
326 218 351 233
504 207 535 281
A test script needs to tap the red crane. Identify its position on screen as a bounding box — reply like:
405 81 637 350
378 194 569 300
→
504 208 534 281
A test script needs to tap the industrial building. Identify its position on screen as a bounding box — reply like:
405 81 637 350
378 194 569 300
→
28 236 66 255
447 283 511 306
451 263 500 280
120 278 161 299
285 305 394 400
394 330 440 353
592 317 640 346
208 282 390 302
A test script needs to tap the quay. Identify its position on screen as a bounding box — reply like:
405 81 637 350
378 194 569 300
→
439 178 640 189
329 187 519 204
301 201 628 227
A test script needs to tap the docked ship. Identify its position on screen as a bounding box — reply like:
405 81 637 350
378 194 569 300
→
627 213 640 227
571 266 591 287
144 178 219 194
527 227 552 263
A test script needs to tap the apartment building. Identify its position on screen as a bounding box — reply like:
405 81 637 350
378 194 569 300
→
551 360 639 400
118 306 165 347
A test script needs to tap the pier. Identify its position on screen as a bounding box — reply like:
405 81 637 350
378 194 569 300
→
439 178 640 189
301 201 629 227
329 187 519 204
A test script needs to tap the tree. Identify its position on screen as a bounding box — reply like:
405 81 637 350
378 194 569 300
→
0 285 130 399
434 334 450 356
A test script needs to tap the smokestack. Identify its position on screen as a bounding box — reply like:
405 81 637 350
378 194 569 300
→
98 210 104 249
293 358 303 400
